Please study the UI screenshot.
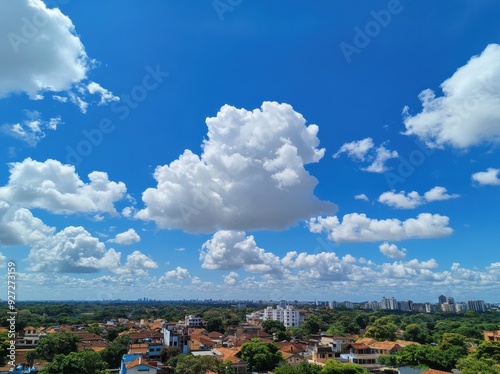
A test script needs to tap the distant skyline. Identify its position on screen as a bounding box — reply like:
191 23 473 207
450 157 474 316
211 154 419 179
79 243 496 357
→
1 1 500 302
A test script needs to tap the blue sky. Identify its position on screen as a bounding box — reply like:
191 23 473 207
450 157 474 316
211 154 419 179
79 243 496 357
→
1 0 500 302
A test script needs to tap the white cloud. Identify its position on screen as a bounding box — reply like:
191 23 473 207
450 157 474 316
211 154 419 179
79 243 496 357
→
136 102 335 232
0 201 54 245
472 168 500 186
1 111 62 146
308 212 453 243
423 186 460 201
27 225 157 276
28 226 117 273
403 43 500 149
87 82 119 105
163 266 190 280
282 251 354 281
334 138 398 173
379 242 407 259
108 228 141 245
362 145 399 173
354 194 369 201
112 250 158 276
379 186 459 209
0 0 89 98
379 190 422 209
0 158 127 215
200 230 285 275
333 137 374 161
224 271 239 285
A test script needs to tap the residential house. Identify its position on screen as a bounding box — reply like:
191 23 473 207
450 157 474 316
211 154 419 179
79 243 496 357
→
340 343 380 371
214 347 247 374
484 330 500 342
312 345 336 364
162 323 190 354
119 354 157 374
16 327 45 348
369 341 403 356
281 352 305 367
184 315 203 327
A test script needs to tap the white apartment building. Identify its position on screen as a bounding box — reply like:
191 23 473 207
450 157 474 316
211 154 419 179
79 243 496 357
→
263 305 300 327
184 315 203 327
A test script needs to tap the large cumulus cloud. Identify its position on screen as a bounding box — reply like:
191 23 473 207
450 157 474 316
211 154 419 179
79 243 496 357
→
137 102 335 232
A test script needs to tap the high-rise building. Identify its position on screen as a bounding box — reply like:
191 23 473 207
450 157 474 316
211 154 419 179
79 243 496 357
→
380 297 397 310
438 295 447 304
263 305 300 327
468 300 487 312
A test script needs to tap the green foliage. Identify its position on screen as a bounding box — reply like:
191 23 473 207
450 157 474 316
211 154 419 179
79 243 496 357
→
205 317 224 333
378 340 468 372
99 332 129 368
326 322 346 336
457 356 500 374
85 324 103 335
321 359 369 373
473 341 500 362
286 327 309 340
240 339 283 372
106 329 119 342
438 332 467 351
274 362 322 374
303 314 328 335
364 317 397 341
160 346 181 364
41 349 107 374
174 355 222 374
34 331 80 361
262 319 286 334
402 323 429 343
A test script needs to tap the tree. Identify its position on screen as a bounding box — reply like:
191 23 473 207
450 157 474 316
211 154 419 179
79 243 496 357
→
326 322 346 336
402 323 428 344
286 327 309 340
303 314 327 335
99 332 130 369
174 355 221 374
364 317 397 341
41 349 107 374
34 331 80 361
205 317 224 333
472 341 500 362
274 362 322 374
457 356 500 374
240 339 283 372
321 359 369 373
106 329 119 342
85 324 103 335
160 346 181 364
262 320 286 335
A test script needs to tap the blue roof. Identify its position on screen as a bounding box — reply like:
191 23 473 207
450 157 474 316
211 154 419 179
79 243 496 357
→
122 354 143 363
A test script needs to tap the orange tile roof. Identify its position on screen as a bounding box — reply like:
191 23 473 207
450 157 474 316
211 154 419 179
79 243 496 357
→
420 370 452 374
215 347 244 364
276 342 307 353
394 339 420 347
369 341 401 350
125 357 156 369
355 337 377 345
